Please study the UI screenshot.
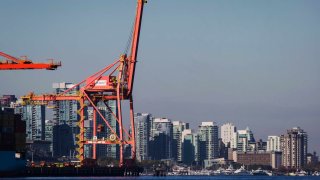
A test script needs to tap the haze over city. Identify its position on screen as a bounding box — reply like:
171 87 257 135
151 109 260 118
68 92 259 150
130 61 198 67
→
0 0 319 153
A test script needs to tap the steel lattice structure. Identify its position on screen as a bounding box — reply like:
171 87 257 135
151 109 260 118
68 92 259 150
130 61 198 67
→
21 0 146 166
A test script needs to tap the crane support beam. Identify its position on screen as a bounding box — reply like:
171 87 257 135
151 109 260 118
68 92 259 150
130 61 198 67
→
0 63 61 70
21 94 129 102
0 51 61 70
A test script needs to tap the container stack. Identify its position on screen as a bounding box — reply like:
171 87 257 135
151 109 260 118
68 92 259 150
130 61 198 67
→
0 107 26 174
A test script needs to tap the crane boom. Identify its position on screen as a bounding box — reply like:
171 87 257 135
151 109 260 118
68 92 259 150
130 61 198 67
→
127 0 145 95
0 51 61 70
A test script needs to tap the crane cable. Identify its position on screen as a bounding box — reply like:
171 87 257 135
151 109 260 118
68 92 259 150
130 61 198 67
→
124 20 135 55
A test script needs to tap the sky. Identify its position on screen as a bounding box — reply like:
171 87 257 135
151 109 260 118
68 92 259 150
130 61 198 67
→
0 0 319 151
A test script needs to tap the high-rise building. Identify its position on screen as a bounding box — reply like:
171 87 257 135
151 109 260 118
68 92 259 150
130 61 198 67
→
150 118 173 160
220 123 237 148
237 127 255 152
267 136 280 152
53 124 74 157
84 118 93 159
22 105 45 141
172 121 189 162
280 127 308 169
52 82 80 157
193 133 200 163
45 119 54 153
218 138 228 158
10 99 24 115
95 100 119 159
52 82 79 135
197 122 219 163
134 113 153 162
181 129 196 165
83 108 93 158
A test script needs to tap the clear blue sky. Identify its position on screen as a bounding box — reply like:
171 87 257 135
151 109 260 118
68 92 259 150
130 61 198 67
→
1 0 319 151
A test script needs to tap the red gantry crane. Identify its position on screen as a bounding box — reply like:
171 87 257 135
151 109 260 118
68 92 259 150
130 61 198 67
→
21 0 146 166
0 51 61 70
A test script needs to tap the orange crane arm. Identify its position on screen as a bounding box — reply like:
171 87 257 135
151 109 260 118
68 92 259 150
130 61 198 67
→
0 51 61 70
0 51 31 64
126 0 146 95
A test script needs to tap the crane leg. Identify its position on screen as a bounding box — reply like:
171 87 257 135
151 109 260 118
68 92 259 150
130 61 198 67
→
129 96 136 161
93 109 97 159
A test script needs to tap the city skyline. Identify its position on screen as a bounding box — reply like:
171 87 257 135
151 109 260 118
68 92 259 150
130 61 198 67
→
133 111 312 169
0 0 319 153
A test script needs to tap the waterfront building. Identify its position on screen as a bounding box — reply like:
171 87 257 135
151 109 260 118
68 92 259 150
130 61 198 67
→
237 151 282 169
307 152 319 165
197 122 219 163
134 113 153 162
150 118 173 160
22 105 45 141
267 136 281 152
280 127 308 169
172 121 189 162
220 122 237 148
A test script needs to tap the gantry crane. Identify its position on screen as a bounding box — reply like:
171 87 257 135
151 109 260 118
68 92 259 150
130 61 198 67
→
21 0 146 166
0 51 61 70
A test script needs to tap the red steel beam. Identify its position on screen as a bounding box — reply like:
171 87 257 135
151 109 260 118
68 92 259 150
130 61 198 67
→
127 0 145 96
0 63 60 70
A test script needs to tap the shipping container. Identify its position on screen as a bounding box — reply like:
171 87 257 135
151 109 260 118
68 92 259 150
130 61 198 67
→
0 125 15 151
0 151 26 172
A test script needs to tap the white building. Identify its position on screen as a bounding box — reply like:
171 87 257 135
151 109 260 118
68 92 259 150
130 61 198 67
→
134 113 153 162
281 127 308 169
267 136 280 152
220 123 237 148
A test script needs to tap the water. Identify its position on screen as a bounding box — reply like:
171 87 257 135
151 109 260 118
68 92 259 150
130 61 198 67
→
0 176 318 180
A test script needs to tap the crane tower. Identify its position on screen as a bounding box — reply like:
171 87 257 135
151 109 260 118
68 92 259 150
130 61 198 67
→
22 0 146 166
